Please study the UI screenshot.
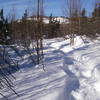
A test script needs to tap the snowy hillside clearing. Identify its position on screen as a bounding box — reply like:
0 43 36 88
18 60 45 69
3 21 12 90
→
0 36 100 100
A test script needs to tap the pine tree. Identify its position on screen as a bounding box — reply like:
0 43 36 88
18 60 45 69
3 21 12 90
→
81 8 86 17
22 9 28 20
0 9 11 44
0 9 5 44
92 3 100 17
48 14 60 38
0 9 4 21
4 18 11 44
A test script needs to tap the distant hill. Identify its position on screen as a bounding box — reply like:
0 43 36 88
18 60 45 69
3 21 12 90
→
17 16 69 24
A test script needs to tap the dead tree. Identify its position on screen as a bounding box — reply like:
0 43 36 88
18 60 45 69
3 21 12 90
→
64 0 83 45
35 0 44 65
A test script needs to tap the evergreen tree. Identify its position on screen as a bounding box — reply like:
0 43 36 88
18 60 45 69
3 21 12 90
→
22 9 28 20
0 9 11 44
0 9 4 43
81 8 86 17
4 18 11 44
0 9 4 21
92 3 100 17
48 14 60 38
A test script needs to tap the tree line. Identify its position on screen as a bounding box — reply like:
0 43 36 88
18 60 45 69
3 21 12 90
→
62 0 100 44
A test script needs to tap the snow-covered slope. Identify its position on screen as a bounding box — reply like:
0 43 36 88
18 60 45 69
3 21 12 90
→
19 16 69 24
0 36 100 100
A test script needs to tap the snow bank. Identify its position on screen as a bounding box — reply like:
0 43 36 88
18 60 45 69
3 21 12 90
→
49 36 100 100
67 38 100 100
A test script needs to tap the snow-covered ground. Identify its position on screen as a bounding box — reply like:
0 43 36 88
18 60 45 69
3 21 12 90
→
0 36 100 100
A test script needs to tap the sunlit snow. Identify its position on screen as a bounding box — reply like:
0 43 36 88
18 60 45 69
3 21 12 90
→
0 36 100 100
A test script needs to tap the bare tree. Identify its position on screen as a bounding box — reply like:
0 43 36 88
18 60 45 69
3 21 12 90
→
35 0 44 66
64 0 84 45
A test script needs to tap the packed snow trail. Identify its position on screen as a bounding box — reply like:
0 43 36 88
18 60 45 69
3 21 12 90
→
50 37 100 100
0 36 100 100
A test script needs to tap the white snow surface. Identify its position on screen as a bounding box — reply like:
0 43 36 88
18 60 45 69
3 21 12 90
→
24 17 68 24
0 36 100 100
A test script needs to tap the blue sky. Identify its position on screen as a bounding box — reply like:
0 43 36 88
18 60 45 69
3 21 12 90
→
0 0 95 19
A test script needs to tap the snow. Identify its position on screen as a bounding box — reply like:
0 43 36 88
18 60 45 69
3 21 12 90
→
54 17 69 24
43 18 49 24
0 36 100 100
18 16 69 24
42 17 69 24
